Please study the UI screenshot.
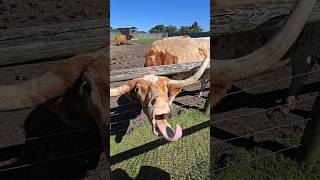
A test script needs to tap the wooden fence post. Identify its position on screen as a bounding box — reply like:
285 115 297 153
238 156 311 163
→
298 93 320 165
203 93 211 115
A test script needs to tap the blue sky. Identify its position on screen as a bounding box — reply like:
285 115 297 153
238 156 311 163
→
110 0 210 32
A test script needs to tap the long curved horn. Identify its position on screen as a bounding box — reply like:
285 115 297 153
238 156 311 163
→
0 72 70 111
168 58 210 87
212 0 317 81
0 54 94 112
110 84 131 96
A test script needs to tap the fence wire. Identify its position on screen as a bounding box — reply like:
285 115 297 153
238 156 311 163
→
212 144 302 173
213 117 311 146
213 93 319 124
0 147 103 173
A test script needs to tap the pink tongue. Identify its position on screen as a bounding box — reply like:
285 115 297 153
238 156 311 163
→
155 120 182 141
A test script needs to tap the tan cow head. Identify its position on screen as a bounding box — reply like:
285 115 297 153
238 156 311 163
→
111 58 209 141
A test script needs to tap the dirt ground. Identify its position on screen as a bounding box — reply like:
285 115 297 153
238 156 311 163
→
110 44 151 70
0 0 106 30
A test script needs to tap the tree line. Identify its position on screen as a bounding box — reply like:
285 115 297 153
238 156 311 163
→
110 22 205 34
149 22 204 33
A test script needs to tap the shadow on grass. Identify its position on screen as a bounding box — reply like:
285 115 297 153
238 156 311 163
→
211 125 300 170
110 95 142 143
111 120 209 165
112 166 170 180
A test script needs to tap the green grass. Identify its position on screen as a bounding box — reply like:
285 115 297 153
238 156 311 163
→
111 108 210 179
212 130 320 180
129 38 160 44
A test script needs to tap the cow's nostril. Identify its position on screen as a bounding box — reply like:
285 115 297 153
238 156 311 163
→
151 99 156 105
155 113 170 120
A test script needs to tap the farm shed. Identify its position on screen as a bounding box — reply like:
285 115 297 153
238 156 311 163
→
117 27 137 40
211 0 320 178
0 0 109 179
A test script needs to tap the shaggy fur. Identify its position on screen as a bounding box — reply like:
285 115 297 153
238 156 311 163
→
115 34 127 46
145 36 209 66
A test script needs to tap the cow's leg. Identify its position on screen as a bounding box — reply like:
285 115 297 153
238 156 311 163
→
198 77 208 97
281 55 315 115
202 93 210 115
198 70 209 97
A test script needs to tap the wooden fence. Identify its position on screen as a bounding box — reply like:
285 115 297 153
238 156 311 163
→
0 19 107 67
168 32 210 38
211 0 320 34
110 61 210 82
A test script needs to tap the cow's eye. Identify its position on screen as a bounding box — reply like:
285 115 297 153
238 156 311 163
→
134 85 139 93
151 98 156 105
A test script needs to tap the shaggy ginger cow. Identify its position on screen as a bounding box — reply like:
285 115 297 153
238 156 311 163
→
145 36 210 96
145 36 209 66
115 34 127 46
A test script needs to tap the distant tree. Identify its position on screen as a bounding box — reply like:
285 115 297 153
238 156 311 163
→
165 25 177 33
149 25 166 33
149 22 203 33
178 22 203 33
189 22 203 32
178 26 190 33
149 25 177 33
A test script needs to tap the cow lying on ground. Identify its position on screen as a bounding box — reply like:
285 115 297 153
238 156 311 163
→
145 36 210 96
145 36 209 66
111 57 210 141
210 0 317 111
115 34 127 46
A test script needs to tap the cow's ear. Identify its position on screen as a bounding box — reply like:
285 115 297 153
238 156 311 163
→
79 75 91 98
167 84 182 104
124 79 139 101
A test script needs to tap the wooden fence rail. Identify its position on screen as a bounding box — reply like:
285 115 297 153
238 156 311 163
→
0 19 108 67
212 0 320 34
110 61 210 83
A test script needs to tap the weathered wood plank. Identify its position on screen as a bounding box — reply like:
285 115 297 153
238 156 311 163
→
0 19 108 66
110 62 210 82
211 0 320 34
